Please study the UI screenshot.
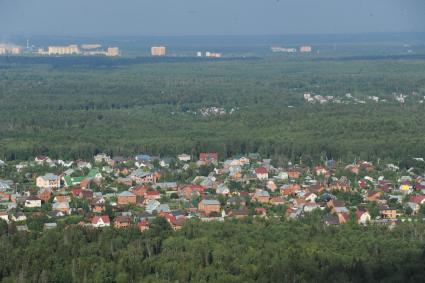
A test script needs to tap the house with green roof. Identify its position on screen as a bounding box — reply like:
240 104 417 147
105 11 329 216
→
63 168 102 187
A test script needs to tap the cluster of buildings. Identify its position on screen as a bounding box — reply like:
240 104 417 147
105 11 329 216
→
1 151 424 233
150 46 223 58
0 44 22 55
197 51 222 58
37 44 120 56
271 45 313 53
303 91 423 105
151 46 167 56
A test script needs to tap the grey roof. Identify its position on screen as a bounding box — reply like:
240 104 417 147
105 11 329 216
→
41 173 59 181
0 181 10 190
201 199 220 205
118 191 136 197
52 202 70 210
255 190 270 197
155 182 177 189
130 170 152 178
155 204 171 213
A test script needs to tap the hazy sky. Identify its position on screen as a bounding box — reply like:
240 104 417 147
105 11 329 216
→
0 0 424 36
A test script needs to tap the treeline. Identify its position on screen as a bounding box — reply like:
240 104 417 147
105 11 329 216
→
1 217 425 282
1 58 425 162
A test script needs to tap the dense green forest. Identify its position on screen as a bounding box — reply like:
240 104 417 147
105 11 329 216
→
1 56 425 161
1 217 425 282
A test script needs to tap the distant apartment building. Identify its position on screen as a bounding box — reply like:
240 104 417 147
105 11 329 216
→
205 52 222 58
151 46 166 56
271 46 297 53
81 44 102 50
48 45 80 55
300 45 312 53
0 44 22 55
106 47 120 57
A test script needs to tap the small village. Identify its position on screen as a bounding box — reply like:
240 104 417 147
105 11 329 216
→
0 152 424 233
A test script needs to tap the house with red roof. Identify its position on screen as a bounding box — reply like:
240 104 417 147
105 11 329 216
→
410 195 425 205
356 209 371 225
254 167 268 180
138 220 149 232
92 216 110 228
145 191 161 201
199 152 218 164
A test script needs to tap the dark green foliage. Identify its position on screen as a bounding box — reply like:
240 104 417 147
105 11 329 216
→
1 220 425 282
1 58 425 162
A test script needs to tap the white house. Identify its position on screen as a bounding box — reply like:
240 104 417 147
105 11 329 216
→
178 154 191 162
91 216 111 228
255 167 269 180
357 210 371 225
36 173 60 189
0 211 9 223
25 196 42 208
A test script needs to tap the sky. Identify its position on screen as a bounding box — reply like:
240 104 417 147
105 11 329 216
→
0 0 424 36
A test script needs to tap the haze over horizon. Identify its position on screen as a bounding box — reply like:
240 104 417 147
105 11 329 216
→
0 0 424 37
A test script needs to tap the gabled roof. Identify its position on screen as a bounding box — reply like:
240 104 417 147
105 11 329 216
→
92 215 110 224
199 199 220 206
255 167 268 174
118 191 136 197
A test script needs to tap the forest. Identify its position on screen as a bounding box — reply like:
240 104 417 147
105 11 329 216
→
1 56 425 162
1 216 425 282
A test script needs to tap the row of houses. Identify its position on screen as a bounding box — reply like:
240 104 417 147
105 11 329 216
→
1 153 425 232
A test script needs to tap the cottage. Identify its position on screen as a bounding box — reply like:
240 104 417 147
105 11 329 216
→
199 152 218 164
356 210 371 225
117 191 137 205
114 216 132 228
198 199 221 216
177 154 191 162
145 191 161 201
379 204 397 219
44 223 57 230
92 216 111 228
130 170 156 184
253 190 270 204
254 167 269 180
0 211 9 223
25 196 42 208
52 201 70 214
37 188 51 202
94 153 111 164
138 220 150 232
365 191 382 202
145 200 161 213
36 173 60 189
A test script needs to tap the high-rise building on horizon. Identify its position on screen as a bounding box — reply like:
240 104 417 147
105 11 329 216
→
48 45 80 55
300 46 312 53
106 47 120 57
151 46 166 56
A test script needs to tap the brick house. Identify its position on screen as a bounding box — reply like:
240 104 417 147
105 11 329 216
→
198 199 221 215
117 191 137 205
114 216 132 228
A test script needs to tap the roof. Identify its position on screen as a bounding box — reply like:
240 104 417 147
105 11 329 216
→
199 152 218 162
92 216 110 224
118 191 136 197
40 173 59 181
200 199 220 205
130 170 153 178
410 195 425 204
52 202 70 210
255 190 270 197
255 167 268 174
